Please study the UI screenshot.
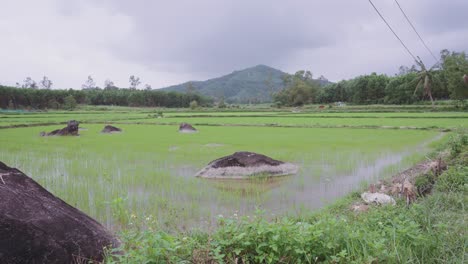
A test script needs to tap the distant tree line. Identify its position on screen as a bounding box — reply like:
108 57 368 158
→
275 49 468 106
0 86 212 110
1 74 213 110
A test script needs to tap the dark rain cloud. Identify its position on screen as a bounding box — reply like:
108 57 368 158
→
0 0 467 88
99 0 338 76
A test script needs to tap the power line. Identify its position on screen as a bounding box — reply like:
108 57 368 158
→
394 0 438 63
367 0 418 63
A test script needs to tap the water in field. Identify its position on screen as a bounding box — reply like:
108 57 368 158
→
0 124 442 231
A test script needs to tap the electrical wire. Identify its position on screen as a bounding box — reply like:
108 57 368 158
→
394 0 438 63
368 0 418 63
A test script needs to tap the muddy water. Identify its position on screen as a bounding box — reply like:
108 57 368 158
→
164 133 444 230
0 131 443 232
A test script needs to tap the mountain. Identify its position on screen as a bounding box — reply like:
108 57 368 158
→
159 65 331 103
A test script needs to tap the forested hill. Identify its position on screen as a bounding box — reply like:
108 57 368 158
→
160 65 331 103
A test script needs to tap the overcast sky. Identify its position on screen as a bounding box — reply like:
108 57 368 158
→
1 0 467 89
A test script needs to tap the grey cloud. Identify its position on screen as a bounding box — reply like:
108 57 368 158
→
1 0 467 88
99 0 338 76
416 0 468 34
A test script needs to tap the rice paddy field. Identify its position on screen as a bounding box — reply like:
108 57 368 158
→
0 108 466 232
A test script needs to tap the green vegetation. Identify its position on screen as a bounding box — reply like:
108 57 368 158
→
0 108 466 263
105 131 467 263
161 65 331 104
273 70 320 106
2 50 466 111
296 50 468 107
0 86 213 110
125 115 466 130
0 123 439 229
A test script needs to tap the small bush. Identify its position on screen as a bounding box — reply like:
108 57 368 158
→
189 100 198 110
63 95 77 110
448 132 468 157
436 166 468 193
415 173 435 196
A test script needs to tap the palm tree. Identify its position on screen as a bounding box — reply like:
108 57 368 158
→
413 57 438 107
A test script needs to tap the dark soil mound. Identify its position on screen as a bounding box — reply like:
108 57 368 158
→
40 120 79 136
179 122 197 133
101 125 122 133
0 161 119 263
210 151 284 168
196 152 298 179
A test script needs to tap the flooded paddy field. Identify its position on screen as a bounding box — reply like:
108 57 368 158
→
0 117 447 231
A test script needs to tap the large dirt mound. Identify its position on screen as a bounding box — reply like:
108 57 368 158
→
0 161 119 263
210 151 283 168
40 120 79 136
179 122 197 133
101 125 122 133
196 151 298 179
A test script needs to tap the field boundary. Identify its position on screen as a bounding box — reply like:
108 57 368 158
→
0 120 454 132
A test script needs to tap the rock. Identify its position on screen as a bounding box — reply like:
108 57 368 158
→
351 203 369 213
179 123 197 133
0 161 119 263
196 151 298 179
101 125 122 133
40 120 79 136
361 192 396 206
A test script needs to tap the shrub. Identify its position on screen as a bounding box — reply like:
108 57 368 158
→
189 100 198 110
63 95 77 110
448 132 468 157
415 173 435 196
436 166 468 193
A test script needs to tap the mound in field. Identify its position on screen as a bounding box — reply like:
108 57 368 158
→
40 120 79 136
101 125 122 133
0 161 119 263
196 151 298 179
179 122 197 133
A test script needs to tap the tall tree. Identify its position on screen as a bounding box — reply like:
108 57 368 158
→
413 58 438 107
442 51 468 101
22 77 37 89
39 76 53 89
274 70 320 106
129 75 141 89
104 79 116 90
82 76 96 89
